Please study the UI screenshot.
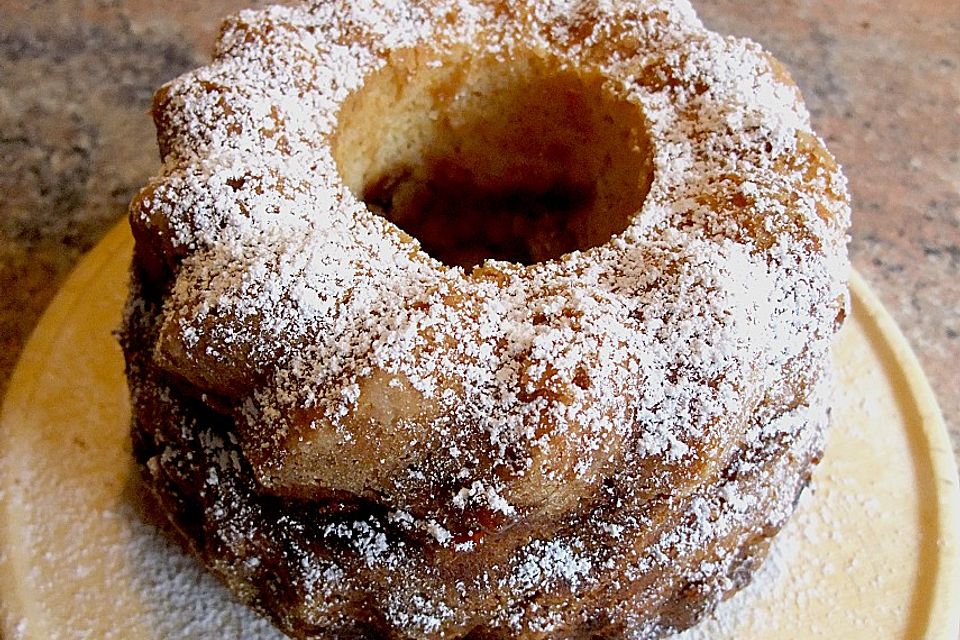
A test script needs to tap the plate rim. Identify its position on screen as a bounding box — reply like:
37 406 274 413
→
846 271 960 639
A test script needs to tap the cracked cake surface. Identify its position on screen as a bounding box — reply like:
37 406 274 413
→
121 0 851 637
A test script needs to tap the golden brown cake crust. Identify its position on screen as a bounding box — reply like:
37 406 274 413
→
121 0 850 637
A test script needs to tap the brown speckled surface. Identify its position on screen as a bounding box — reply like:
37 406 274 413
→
695 0 960 463
0 0 957 626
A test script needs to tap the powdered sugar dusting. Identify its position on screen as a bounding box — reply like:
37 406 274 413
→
123 0 850 637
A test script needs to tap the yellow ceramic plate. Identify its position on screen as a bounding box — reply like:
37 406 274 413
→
1 222 958 639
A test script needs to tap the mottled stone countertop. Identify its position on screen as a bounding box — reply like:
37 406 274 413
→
0 0 957 613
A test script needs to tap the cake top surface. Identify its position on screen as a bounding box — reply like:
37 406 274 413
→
131 0 849 567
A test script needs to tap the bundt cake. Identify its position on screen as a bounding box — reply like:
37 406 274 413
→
120 0 851 637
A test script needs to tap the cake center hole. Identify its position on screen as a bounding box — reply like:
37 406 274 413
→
333 54 653 269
